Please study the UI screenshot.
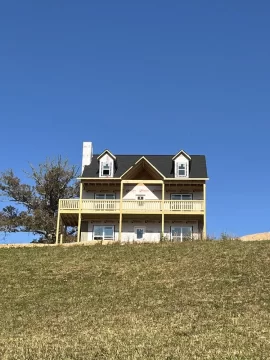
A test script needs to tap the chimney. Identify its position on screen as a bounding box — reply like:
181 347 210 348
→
82 142 93 174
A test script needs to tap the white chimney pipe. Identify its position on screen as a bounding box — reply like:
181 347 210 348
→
82 142 93 173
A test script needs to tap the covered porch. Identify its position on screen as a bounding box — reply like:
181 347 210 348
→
55 213 205 243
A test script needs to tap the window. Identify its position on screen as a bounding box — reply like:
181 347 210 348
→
171 194 192 200
95 194 116 210
134 227 145 240
93 226 114 240
100 162 112 177
171 226 192 242
175 162 188 177
95 193 115 200
170 194 192 210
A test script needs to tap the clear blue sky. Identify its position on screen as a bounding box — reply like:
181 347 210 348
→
1 1 270 243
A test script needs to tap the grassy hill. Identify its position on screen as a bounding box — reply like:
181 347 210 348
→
0 241 270 360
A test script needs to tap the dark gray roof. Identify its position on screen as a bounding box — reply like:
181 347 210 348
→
81 155 208 178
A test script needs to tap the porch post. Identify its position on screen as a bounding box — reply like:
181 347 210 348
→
77 182 83 243
60 221 65 244
203 183 206 239
63 224 67 243
77 213 81 243
119 181 124 241
161 214 165 238
161 181 165 236
119 213 123 242
56 211 61 244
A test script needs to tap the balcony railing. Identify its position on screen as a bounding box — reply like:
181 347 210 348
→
122 200 162 212
59 199 79 210
164 200 204 212
82 199 120 211
59 199 204 213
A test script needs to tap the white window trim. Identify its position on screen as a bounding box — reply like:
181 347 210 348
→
170 193 192 200
134 226 146 240
93 225 115 240
94 194 116 210
171 226 193 242
175 162 189 178
99 161 113 178
95 193 116 199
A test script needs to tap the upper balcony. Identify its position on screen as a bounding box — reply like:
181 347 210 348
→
59 199 204 214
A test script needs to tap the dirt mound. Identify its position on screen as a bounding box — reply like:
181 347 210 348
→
240 232 270 241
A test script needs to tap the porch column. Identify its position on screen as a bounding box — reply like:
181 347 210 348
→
161 214 165 237
63 224 67 243
119 181 124 241
77 182 83 243
55 212 61 244
203 183 206 239
77 213 81 242
60 222 65 244
161 181 165 236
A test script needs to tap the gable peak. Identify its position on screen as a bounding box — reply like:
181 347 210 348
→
172 150 191 161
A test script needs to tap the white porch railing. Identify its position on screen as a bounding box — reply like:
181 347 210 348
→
59 199 204 213
82 199 120 211
122 200 162 212
59 199 79 210
164 200 204 212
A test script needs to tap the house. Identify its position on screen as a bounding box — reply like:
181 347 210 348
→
56 142 208 243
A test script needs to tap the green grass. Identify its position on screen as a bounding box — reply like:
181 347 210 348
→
0 241 270 359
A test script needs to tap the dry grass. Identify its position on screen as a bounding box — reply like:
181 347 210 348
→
240 232 270 241
0 241 270 359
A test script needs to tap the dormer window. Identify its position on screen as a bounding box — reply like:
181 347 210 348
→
172 150 191 178
97 150 116 178
177 163 187 177
100 162 112 177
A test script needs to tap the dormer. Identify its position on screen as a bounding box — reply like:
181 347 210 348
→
97 150 116 178
172 150 191 178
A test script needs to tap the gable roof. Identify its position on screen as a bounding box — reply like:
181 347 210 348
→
97 149 116 160
121 156 165 180
81 154 208 178
172 150 191 161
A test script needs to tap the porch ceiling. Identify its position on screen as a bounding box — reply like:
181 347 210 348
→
165 180 205 185
60 213 204 226
165 183 203 192
83 182 121 192
81 213 120 221
61 213 79 227
164 214 204 221
121 214 204 221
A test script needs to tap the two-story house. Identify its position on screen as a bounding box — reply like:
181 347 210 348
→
56 142 208 243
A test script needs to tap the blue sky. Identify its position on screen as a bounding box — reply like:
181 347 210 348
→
1 1 270 243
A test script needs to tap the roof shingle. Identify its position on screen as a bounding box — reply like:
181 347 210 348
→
81 155 208 178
